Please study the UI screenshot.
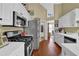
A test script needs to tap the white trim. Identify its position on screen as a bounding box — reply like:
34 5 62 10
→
47 20 54 23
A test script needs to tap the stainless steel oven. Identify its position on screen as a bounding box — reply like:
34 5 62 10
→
4 31 33 56
26 43 33 56
25 40 33 56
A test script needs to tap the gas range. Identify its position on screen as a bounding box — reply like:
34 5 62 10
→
7 35 33 44
7 35 33 56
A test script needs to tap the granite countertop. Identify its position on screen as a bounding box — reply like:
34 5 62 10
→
62 43 79 56
0 42 24 56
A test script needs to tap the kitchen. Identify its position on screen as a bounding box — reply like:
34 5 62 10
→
1 3 79 56
54 4 79 56
0 3 44 56
0 3 49 56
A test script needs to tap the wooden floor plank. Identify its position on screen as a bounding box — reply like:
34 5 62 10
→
32 37 61 56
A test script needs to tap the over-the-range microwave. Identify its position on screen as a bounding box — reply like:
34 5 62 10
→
13 11 26 27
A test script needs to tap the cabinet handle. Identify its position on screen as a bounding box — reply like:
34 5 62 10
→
20 13 23 15
0 18 2 20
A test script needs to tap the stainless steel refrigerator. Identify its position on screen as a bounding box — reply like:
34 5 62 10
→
28 18 40 50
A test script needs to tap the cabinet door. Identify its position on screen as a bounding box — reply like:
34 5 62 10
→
0 3 31 26
59 15 69 27
61 10 75 27
0 4 2 24
70 11 75 26
57 35 61 46
54 33 57 42
75 9 79 19
59 17 64 27
63 47 76 56
10 44 24 56
55 33 64 47
2 3 14 25
14 3 22 15
0 4 2 18
20 4 32 27
14 3 30 27
20 4 27 18
59 15 67 27
14 3 27 18
55 33 60 45
62 13 70 27
20 4 29 27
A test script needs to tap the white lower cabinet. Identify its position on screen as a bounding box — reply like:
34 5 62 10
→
10 44 24 56
0 42 24 56
62 47 76 56
55 33 64 47
62 47 71 56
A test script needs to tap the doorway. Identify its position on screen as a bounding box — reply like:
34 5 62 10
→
48 20 54 41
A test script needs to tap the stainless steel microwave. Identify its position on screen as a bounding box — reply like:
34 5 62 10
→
13 11 26 27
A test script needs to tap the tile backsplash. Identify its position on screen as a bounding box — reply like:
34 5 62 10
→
0 27 23 47
64 27 79 33
0 39 3 47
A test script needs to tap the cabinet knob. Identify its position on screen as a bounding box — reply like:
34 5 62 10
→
0 18 2 20
20 13 23 15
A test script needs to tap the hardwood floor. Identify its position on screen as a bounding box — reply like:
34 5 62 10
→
32 37 61 56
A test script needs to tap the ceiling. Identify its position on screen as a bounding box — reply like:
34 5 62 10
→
40 3 54 17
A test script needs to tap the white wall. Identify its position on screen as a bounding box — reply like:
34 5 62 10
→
39 20 48 41
44 21 48 40
47 20 54 31
40 20 45 41
40 22 45 38
40 3 54 17
40 20 54 40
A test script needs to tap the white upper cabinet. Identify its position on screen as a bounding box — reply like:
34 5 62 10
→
59 16 65 27
13 3 32 27
58 8 79 27
0 4 2 18
0 3 32 26
14 3 32 20
62 11 73 27
2 3 14 25
14 4 24 17
0 4 2 24
74 9 79 26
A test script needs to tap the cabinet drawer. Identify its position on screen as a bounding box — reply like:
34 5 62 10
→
63 47 76 56
63 50 71 56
